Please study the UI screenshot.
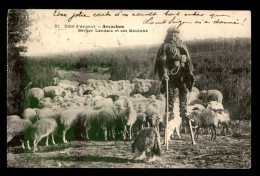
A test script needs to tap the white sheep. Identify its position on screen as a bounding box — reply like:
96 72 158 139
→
84 97 93 107
62 102 76 109
71 81 79 87
77 86 84 96
53 96 64 104
83 94 93 99
112 99 129 139
76 109 98 140
91 90 102 97
191 87 200 95
100 91 107 98
97 107 118 140
38 99 61 109
133 102 147 113
122 99 138 140
132 94 146 99
156 93 166 102
74 96 87 102
71 92 80 100
61 89 72 101
76 107 117 140
26 88 44 107
93 98 114 110
206 101 224 111
58 79 78 92
91 95 105 106
79 84 89 92
7 117 32 150
187 91 199 105
118 95 131 101
41 97 53 103
22 108 37 122
59 108 85 143
38 99 52 108
34 108 58 121
66 103 83 109
78 101 86 107
52 77 60 86
7 115 21 121
149 95 156 100
145 104 161 131
29 118 58 152
215 109 230 135
146 98 165 126
43 86 64 98
199 89 223 104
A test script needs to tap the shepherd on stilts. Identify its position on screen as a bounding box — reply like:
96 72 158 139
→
154 26 197 149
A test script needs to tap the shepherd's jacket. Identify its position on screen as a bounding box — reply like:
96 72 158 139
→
154 39 195 93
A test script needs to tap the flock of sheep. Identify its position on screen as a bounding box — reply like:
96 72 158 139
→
7 77 230 154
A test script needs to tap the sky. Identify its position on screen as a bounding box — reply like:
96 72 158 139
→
22 10 251 56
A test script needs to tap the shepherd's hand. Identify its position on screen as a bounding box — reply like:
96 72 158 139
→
163 74 169 80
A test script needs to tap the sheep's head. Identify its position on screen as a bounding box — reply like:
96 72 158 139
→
53 96 63 104
38 101 45 108
77 102 84 107
113 104 122 116
124 99 133 108
137 113 146 122
206 101 224 110
157 94 165 102
187 111 200 127
147 112 160 127
148 100 160 110
200 90 208 94
53 77 60 86
134 103 145 113
101 92 107 98
125 115 137 126
85 98 92 106
150 95 156 100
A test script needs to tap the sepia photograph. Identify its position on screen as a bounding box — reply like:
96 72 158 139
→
7 9 251 168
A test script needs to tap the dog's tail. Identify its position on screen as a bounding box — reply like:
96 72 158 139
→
152 130 162 156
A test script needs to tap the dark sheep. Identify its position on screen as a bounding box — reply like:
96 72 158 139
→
188 109 218 141
97 107 117 140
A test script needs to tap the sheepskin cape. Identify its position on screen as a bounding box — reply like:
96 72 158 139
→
154 39 195 93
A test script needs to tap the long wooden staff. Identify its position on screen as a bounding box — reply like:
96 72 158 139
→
164 78 169 151
188 117 197 145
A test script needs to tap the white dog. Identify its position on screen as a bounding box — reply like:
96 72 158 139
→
167 115 182 141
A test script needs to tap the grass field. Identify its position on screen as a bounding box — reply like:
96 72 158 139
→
7 120 251 168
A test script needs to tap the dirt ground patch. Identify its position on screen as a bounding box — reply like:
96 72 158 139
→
7 121 251 168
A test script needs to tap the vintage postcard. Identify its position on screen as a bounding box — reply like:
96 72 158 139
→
7 9 251 168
